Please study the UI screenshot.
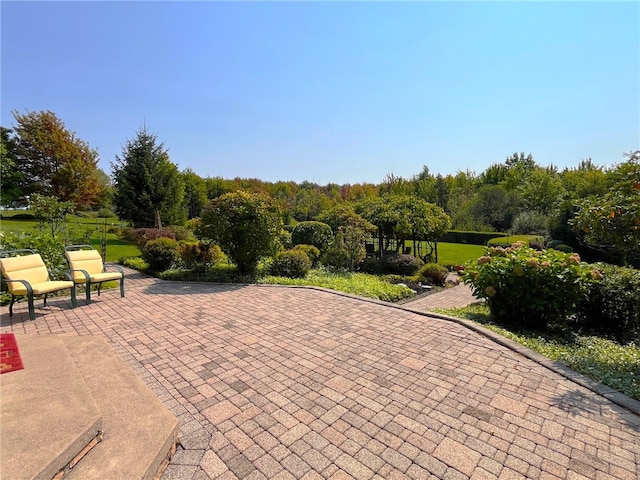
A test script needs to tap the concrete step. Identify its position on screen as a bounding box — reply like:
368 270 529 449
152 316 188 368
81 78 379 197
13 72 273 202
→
0 336 103 480
0 335 179 480
62 336 179 480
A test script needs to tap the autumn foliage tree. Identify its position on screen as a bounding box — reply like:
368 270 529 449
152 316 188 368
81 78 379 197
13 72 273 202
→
10 110 104 209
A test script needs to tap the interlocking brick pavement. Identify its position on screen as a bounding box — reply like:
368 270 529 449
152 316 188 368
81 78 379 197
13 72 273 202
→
1 269 639 479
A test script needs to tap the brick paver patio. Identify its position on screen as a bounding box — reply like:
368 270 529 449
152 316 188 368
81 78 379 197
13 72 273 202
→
1 270 639 479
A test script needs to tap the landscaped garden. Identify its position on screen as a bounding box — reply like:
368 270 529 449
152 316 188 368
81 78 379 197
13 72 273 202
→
2 111 639 401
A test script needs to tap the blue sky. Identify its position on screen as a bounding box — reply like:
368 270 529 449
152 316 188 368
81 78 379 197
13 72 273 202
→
2 1 638 185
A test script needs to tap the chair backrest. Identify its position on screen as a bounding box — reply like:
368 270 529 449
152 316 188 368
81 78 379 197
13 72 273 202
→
65 249 105 281
0 253 49 294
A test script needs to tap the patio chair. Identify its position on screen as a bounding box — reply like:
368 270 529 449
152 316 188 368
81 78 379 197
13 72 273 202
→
64 245 125 304
0 249 77 320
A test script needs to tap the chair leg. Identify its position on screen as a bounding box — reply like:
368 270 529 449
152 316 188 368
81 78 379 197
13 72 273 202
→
120 277 125 298
97 282 102 297
43 293 48 307
70 286 77 308
86 281 92 304
9 296 16 317
27 293 35 321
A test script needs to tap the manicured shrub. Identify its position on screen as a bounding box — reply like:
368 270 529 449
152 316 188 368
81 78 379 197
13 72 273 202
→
291 221 333 253
142 237 180 271
440 230 509 245
269 249 312 278
292 244 321 266
487 235 544 248
462 242 595 329
9 213 37 220
322 232 350 270
574 263 640 342
380 253 424 276
179 241 225 269
196 191 282 275
418 263 449 286
129 228 176 248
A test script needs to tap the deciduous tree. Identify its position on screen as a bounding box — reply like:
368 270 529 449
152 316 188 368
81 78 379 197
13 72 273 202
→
572 151 640 264
10 110 104 209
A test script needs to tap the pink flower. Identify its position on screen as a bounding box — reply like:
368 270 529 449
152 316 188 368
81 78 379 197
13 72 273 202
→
477 256 492 265
527 258 540 267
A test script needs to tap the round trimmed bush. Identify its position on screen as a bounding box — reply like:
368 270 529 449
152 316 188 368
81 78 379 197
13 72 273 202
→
418 263 449 286
269 249 312 278
292 244 321 266
380 253 423 276
142 237 180 271
291 221 332 253
179 241 225 269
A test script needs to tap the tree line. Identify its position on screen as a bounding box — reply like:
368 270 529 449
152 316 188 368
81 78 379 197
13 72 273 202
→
1 110 638 263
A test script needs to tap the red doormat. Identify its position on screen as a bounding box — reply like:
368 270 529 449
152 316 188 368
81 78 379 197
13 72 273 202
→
1 333 24 374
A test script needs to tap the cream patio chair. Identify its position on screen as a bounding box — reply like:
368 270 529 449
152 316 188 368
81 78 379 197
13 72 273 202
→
64 245 125 304
0 249 77 320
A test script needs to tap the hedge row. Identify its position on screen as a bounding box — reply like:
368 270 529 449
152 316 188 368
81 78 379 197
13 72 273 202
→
440 230 509 245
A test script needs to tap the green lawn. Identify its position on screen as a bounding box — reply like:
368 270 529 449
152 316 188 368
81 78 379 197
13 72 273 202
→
436 242 486 266
1 213 139 262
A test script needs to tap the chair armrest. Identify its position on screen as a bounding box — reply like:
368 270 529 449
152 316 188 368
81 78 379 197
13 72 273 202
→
66 268 91 283
103 263 124 275
1 278 34 296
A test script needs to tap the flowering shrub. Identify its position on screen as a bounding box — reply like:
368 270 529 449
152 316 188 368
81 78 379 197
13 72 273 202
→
462 242 597 329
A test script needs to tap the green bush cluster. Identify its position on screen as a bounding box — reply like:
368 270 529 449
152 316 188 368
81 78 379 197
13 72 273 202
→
142 237 180 271
0 231 67 280
292 244 320 266
575 263 640 342
269 249 312 278
463 242 596 329
291 221 333 253
418 263 449 286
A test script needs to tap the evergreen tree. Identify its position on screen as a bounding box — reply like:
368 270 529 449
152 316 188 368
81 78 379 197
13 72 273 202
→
112 126 186 228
